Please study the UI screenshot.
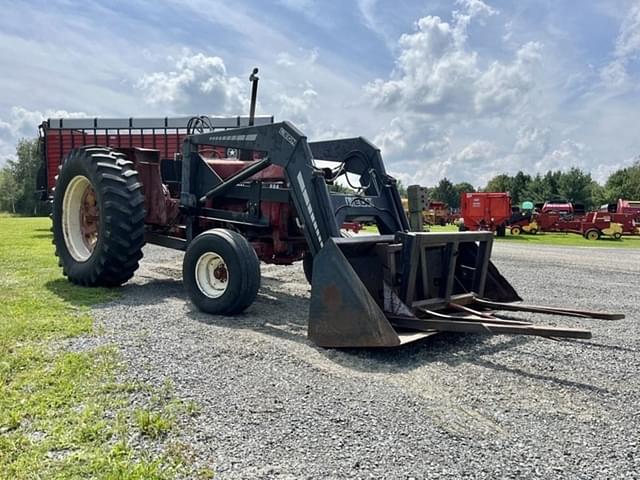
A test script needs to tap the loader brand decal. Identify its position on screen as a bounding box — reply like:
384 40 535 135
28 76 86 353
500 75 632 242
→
345 196 372 207
296 172 323 247
207 133 258 142
279 127 297 147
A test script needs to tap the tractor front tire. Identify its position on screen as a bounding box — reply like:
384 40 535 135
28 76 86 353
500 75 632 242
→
183 229 261 315
510 226 522 236
52 147 145 286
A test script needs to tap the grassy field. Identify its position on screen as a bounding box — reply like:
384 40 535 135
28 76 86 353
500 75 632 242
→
0 216 201 479
362 224 640 248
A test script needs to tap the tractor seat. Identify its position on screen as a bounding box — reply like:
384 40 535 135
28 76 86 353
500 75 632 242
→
205 158 286 182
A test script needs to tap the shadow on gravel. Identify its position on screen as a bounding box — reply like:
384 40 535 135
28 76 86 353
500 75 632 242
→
186 279 310 345
54 273 611 393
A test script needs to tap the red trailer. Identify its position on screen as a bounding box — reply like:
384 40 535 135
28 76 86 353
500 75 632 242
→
618 199 640 217
459 192 511 236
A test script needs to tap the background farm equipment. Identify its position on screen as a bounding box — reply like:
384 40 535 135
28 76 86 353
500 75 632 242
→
40 69 623 347
459 192 511 236
602 199 640 217
406 185 452 231
508 202 631 239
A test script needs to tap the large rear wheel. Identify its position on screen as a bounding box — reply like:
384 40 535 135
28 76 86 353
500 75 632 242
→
52 147 145 286
183 229 261 315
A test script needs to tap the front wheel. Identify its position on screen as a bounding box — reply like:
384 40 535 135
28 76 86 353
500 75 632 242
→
183 229 260 315
613 232 622 240
510 226 522 236
584 229 600 241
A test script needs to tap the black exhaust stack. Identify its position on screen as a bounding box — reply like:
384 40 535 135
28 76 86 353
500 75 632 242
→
248 67 259 126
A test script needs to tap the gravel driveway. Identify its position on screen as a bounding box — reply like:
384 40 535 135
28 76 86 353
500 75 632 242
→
88 242 640 479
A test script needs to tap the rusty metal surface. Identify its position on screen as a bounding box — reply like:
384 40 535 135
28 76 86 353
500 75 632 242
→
389 314 592 339
473 298 625 320
129 148 180 226
308 239 408 347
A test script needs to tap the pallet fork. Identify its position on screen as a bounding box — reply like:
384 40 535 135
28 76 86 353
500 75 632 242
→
308 231 623 347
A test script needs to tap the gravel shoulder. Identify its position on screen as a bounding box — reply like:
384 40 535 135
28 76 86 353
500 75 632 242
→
83 242 640 479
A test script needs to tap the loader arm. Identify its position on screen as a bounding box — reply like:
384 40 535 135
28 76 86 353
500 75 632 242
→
309 138 410 234
182 122 405 254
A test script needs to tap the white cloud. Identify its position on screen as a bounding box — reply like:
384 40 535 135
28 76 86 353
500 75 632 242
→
364 0 540 118
513 125 551 157
275 86 318 129
136 52 247 114
473 41 542 114
536 139 588 172
614 3 640 58
600 3 640 89
276 52 297 67
0 107 87 163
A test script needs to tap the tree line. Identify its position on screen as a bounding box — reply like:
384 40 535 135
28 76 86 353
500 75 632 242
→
411 164 640 210
0 139 42 215
0 137 639 214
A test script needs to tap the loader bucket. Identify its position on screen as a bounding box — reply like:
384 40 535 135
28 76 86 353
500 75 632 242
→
307 231 612 348
308 238 434 347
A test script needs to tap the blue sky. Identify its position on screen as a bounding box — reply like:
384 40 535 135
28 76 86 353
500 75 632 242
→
1 0 639 186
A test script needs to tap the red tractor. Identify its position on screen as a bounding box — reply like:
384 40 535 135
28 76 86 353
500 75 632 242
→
36 70 622 346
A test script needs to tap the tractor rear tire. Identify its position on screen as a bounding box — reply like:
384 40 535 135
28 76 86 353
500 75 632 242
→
183 229 260 315
584 229 600 241
52 147 145 286
496 225 506 237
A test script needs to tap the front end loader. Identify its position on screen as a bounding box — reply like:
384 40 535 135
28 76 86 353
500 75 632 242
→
44 70 623 348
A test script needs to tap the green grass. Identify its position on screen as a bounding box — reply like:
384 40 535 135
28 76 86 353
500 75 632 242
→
498 229 640 248
0 216 200 479
362 223 640 248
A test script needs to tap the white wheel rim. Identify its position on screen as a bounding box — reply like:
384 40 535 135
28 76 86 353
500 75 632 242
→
195 252 229 298
62 175 99 262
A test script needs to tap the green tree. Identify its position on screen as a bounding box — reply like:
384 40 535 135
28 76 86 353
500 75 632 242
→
395 179 408 197
543 170 562 200
0 138 43 215
523 174 548 204
557 167 595 206
431 177 457 206
452 182 475 208
484 174 512 194
589 182 608 208
0 167 19 213
604 161 640 201
509 171 531 205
